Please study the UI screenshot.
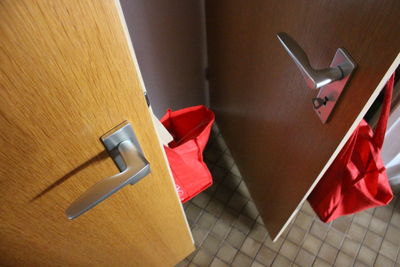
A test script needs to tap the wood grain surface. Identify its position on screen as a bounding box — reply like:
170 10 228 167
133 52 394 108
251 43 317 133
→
206 0 400 239
0 0 193 265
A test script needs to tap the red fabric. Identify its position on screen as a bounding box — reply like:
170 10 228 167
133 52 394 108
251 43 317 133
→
160 105 215 203
308 74 395 223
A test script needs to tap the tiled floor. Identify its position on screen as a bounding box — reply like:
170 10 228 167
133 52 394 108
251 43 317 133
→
176 125 400 267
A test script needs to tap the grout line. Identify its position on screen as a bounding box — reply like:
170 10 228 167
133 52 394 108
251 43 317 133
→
208 129 262 266
181 125 400 267
395 198 400 266
187 133 254 266
349 211 377 266
371 205 396 267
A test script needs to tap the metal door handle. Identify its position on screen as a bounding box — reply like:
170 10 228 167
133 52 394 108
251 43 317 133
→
66 122 150 219
277 32 351 89
276 32 356 123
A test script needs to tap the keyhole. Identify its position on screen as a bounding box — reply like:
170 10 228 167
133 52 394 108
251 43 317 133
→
312 96 329 110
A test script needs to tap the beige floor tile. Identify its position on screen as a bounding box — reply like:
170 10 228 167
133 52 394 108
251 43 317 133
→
374 254 395 267
287 225 307 245
185 203 202 222
241 237 262 258
325 228 344 249
369 217 388 236
301 201 316 216
390 211 400 226
374 205 393 222
294 211 314 231
222 173 242 190
353 211 373 228
233 214 254 235
334 251 354 267
191 190 211 208
192 249 214 266
197 211 217 229
192 226 209 246
231 252 253 267
214 134 228 150
347 222 367 243
357 245 377 265
216 154 235 170
295 248 315 266
302 234 323 255
332 215 352 233
228 193 249 212
175 259 190 267
236 181 251 199
249 223 268 243
363 230 383 251
209 257 229 267
216 242 237 264
256 215 265 225
353 260 368 267
313 258 330 267
230 164 242 178
264 236 284 252
185 249 198 262
385 225 400 246
318 243 339 265
212 219 232 239
219 207 239 225
206 199 225 217
281 223 291 238
203 233 223 253
242 201 260 220
256 245 276 266
341 238 361 258
271 255 291 267
279 240 300 261
379 240 398 261
310 221 330 240
366 207 376 214
251 261 266 267
226 228 246 249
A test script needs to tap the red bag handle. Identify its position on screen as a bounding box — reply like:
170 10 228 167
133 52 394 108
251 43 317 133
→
373 74 395 149
343 74 395 171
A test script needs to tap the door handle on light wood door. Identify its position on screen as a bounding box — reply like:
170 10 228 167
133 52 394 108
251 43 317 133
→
66 122 150 219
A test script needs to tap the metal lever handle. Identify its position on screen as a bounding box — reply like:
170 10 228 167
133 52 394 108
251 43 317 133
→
66 124 150 219
277 32 348 89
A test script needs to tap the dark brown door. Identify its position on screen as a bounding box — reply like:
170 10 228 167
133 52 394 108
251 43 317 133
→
206 0 400 240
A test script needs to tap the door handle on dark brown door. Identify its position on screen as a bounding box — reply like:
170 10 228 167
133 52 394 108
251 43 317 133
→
277 32 357 123
66 122 150 219
277 32 355 89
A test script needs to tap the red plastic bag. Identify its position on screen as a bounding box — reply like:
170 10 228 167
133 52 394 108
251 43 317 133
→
160 105 215 203
308 74 395 223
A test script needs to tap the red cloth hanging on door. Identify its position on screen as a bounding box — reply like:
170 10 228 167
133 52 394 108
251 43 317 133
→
308 74 395 223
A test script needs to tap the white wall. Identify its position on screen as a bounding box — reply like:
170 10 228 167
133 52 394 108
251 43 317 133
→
120 0 208 118
382 101 400 188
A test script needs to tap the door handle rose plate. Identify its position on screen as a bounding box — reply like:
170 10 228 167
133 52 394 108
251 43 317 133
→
277 32 357 123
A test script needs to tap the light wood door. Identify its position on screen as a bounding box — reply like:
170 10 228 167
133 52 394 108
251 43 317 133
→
0 1 194 266
206 0 400 239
